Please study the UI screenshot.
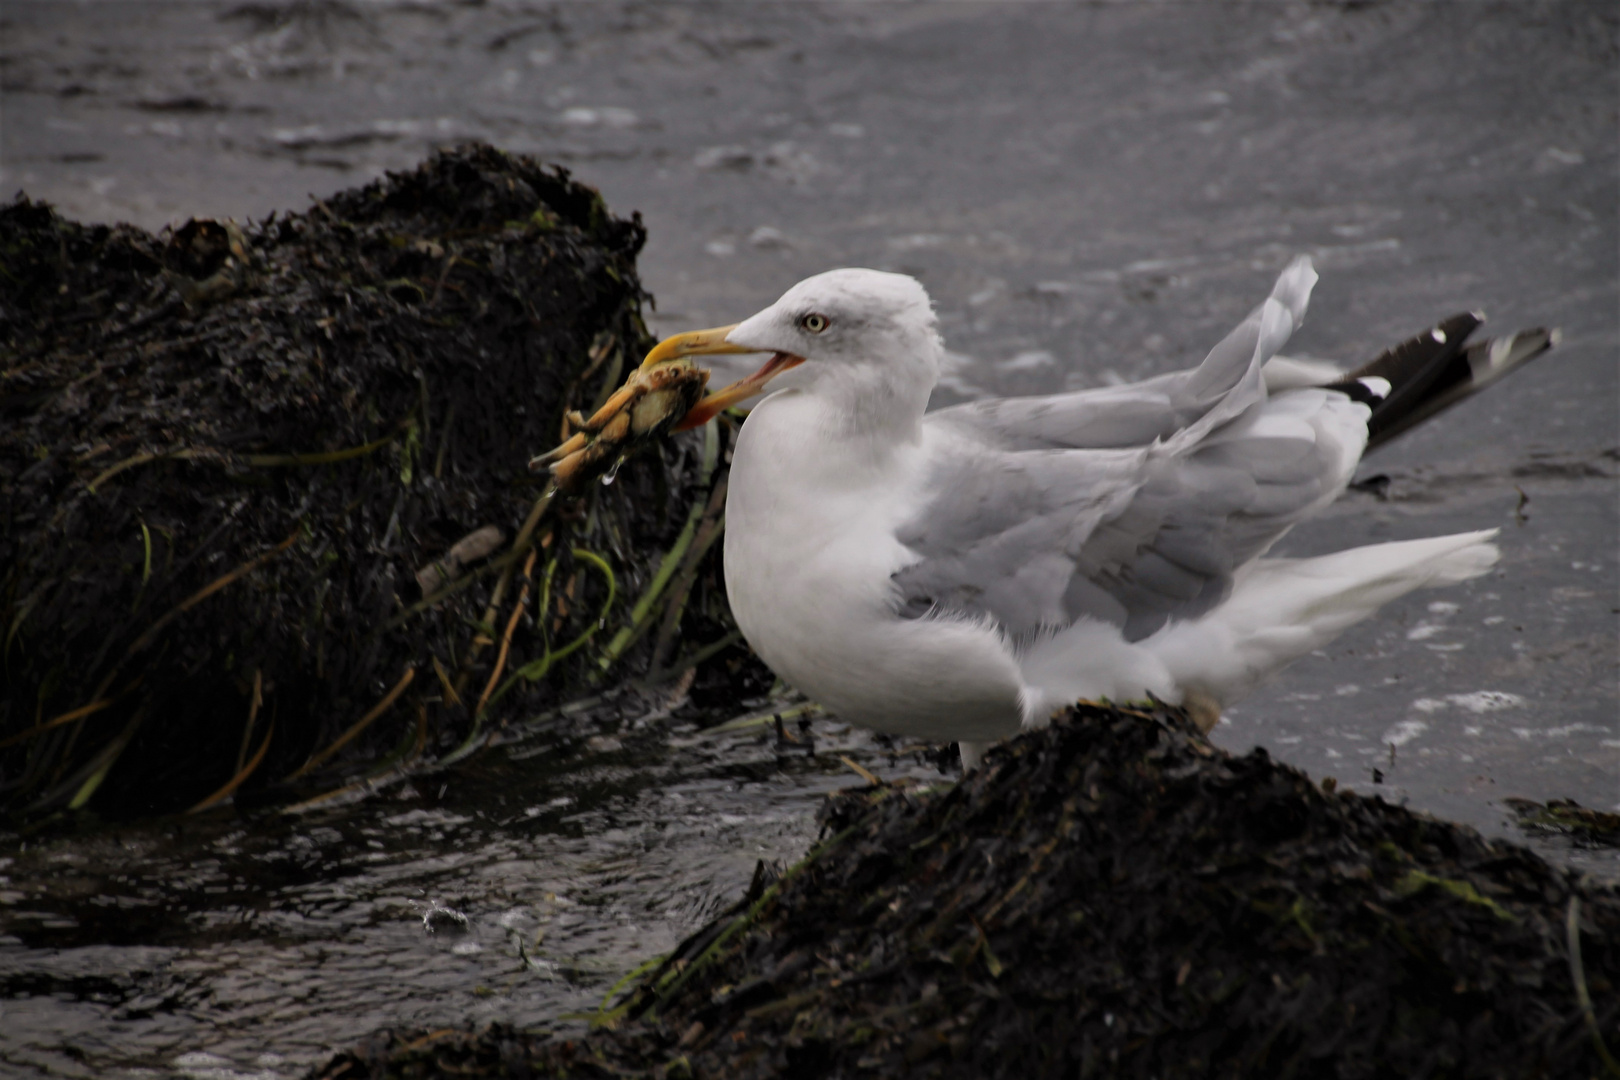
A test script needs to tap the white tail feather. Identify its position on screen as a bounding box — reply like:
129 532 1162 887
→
1262 354 1345 391
1145 530 1500 707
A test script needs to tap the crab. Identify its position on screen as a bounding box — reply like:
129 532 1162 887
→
529 325 803 492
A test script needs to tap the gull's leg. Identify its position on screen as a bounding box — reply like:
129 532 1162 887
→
958 741 987 772
1183 690 1222 735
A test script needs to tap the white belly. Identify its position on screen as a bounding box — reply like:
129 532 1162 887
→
722 392 1025 742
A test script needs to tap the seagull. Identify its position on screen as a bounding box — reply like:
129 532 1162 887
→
626 257 1554 767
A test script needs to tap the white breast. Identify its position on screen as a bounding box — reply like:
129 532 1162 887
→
723 389 1026 742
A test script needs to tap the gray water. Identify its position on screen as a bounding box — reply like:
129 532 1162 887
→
2 2 1617 1076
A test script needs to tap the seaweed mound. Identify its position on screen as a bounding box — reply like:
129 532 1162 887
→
317 704 1617 1079
1 144 743 820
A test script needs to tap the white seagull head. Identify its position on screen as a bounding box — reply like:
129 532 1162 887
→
641 268 944 434
727 267 940 375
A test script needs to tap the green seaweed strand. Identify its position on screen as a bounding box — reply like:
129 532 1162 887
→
595 422 720 674
481 548 617 714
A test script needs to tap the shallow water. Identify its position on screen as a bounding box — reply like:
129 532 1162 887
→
1 700 948 1077
3 2 1617 1075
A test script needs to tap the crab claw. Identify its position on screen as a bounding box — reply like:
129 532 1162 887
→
529 322 807 491
529 430 588 471
529 345 717 491
673 351 806 431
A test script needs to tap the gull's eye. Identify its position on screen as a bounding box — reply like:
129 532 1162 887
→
799 312 831 334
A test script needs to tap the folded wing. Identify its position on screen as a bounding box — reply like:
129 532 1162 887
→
894 256 1371 642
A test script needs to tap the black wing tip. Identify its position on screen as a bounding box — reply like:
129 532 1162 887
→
1466 325 1558 381
1337 376 1390 406
1350 317 1558 451
1329 312 1477 409
1431 311 1486 347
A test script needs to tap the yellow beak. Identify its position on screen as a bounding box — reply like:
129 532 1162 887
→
640 325 807 431
639 324 753 369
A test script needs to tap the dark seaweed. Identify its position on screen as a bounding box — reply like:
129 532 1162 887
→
1 144 740 820
1509 800 1620 850
314 703 1618 1079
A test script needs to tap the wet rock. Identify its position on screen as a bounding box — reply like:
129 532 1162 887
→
1508 799 1620 849
1 143 745 821
314 702 1618 1078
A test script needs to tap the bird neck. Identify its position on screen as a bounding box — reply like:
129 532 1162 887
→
808 353 936 446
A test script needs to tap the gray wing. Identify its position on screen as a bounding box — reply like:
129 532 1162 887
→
893 257 1362 642
932 258 1316 451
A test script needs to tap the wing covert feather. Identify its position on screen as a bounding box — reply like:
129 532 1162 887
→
891 258 1370 642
